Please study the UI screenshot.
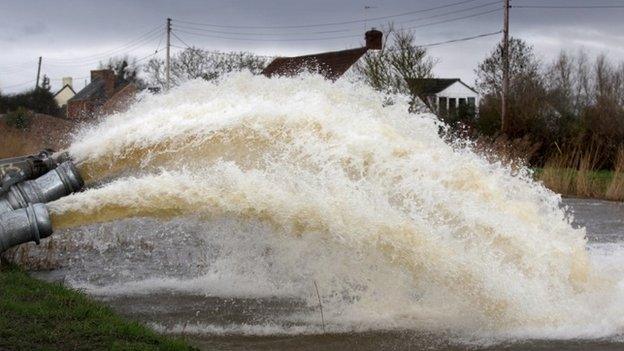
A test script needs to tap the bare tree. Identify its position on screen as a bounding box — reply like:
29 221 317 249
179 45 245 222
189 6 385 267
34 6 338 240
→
143 47 268 90
475 38 544 135
355 27 437 96
99 55 144 87
475 38 541 97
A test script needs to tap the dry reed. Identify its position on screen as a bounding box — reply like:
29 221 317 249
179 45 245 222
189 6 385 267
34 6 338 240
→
606 147 624 201
540 151 577 196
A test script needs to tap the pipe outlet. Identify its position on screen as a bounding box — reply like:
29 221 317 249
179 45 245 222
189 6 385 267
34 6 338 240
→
0 203 53 253
0 161 84 214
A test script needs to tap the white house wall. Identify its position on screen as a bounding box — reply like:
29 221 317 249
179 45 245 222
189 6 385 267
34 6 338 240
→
54 87 75 107
436 81 478 101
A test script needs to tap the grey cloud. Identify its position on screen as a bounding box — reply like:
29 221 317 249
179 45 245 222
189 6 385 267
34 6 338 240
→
0 0 623 93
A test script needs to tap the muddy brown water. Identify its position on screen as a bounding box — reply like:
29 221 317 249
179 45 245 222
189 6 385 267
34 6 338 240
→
31 198 624 351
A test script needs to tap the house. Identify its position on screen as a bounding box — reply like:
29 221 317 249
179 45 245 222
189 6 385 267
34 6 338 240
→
66 69 137 119
262 29 382 80
407 78 479 117
52 77 76 108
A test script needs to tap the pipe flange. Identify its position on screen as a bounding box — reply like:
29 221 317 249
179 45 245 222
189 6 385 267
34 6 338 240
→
25 204 41 245
8 185 28 209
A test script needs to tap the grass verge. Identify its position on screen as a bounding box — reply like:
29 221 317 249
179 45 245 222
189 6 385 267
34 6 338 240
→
0 262 197 351
534 168 615 199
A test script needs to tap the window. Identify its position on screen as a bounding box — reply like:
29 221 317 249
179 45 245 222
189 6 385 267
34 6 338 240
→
449 98 457 114
438 97 447 114
467 97 476 106
459 98 466 107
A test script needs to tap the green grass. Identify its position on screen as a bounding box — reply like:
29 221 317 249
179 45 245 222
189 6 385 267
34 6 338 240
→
533 167 615 199
0 262 197 351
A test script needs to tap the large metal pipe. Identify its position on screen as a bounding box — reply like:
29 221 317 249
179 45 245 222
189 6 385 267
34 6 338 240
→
0 149 71 193
0 161 83 214
0 203 53 253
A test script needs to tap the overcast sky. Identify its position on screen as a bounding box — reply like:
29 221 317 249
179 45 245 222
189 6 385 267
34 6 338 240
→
1 0 624 94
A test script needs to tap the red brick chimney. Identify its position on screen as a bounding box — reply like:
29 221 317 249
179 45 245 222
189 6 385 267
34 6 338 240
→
90 69 116 98
365 29 383 50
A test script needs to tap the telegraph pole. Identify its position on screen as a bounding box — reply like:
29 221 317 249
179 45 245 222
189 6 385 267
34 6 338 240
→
35 56 42 90
166 18 171 91
501 0 510 134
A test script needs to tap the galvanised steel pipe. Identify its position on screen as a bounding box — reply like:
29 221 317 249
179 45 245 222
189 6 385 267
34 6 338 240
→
0 203 53 253
0 149 71 194
0 161 84 214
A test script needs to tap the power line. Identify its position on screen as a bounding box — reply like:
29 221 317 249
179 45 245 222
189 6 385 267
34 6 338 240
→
168 31 277 59
418 30 502 47
172 1 501 37
173 23 354 36
171 32 193 49
44 30 164 67
174 7 501 42
514 5 624 9
135 50 160 63
45 25 163 64
396 1 501 26
1 79 36 90
404 8 501 31
172 0 488 29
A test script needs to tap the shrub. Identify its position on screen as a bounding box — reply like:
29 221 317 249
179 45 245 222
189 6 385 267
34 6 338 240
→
4 107 32 129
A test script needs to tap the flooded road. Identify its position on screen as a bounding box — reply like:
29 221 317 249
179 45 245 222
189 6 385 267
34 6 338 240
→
25 198 624 350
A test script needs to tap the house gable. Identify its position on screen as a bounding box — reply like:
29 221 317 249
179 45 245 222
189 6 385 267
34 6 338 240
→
53 84 76 98
437 81 478 99
53 84 76 108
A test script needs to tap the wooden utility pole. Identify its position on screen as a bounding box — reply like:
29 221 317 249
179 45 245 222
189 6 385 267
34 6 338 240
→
35 56 42 90
501 0 510 133
166 18 171 91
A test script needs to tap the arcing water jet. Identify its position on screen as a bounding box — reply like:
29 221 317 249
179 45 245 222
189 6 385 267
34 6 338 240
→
4 73 623 337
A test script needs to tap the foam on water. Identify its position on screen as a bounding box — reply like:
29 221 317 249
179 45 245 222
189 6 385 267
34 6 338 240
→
46 72 624 340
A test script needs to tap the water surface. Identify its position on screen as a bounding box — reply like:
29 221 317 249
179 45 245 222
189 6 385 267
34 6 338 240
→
27 198 624 350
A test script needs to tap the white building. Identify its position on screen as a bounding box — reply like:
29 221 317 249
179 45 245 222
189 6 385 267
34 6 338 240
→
407 78 479 117
53 77 76 109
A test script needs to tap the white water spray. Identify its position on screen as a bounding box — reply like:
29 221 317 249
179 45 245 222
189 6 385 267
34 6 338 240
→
43 72 624 339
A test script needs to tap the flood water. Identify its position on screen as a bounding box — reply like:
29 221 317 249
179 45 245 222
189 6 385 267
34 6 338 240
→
24 198 624 351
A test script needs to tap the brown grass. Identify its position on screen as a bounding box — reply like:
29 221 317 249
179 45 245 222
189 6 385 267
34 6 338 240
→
606 147 624 201
538 142 617 199
0 129 43 158
0 113 76 158
540 152 576 195
576 144 602 197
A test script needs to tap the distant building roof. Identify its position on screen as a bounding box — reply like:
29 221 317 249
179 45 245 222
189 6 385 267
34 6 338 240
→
262 47 369 81
262 29 382 80
69 79 107 102
69 72 127 102
407 78 477 97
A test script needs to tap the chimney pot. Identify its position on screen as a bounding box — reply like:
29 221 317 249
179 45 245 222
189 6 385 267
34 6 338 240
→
365 29 383 50
62 77 73 89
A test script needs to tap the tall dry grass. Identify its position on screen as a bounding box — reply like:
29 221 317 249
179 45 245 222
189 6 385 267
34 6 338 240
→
606 147 624 201
540 151 577 196
538 141 611 198
0 129 41 159
575 144 602 197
